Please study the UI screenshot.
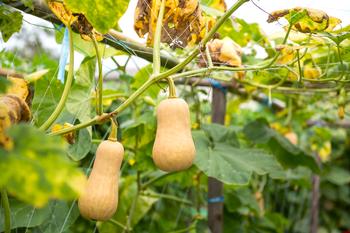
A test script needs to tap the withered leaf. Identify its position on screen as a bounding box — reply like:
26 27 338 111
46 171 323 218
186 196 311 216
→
207 38 242 67
134 0 214 48
0 95 31 150
51 123 76 145
268 7 341 33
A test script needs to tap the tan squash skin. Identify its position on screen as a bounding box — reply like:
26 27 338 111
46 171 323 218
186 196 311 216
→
152 98 196 172
78 140 124 220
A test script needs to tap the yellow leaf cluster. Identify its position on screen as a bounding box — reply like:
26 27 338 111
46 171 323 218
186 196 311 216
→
134 0 216 47
268 7 341 33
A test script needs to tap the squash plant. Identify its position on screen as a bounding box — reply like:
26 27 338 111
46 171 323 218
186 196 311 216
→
1 0 350 232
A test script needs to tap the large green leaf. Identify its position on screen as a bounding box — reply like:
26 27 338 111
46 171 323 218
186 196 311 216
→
193 124 284 185
0 5 23 42
32 201 80 233
67 127 92 161
0 199 51 232
64 0 129 33
243 118 320 173
31 68 64 127
324 166 350 186
0 124 86 207
66 57 95 123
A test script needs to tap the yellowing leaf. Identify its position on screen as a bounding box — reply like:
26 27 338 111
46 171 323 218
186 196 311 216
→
303 65 322 79
268 7 341 33
0 95 31 150
207 38 242 67
276 45 295 65
52 123 75 145
47 1 77 26
7 77 29 101
318 141 332 162
209 0 226 12
134 0 213 48
0 124 87 207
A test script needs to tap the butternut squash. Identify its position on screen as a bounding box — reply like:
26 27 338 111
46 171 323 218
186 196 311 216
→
152 98 196 172
78 140 124 220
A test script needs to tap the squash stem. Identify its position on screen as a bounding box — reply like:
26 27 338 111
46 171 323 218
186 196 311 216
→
92 35 103 115
108 118 118 142
39 23 74 131
1 189 11 233
167 77 177 98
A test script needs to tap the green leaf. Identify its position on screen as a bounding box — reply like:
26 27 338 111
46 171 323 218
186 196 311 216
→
0 199 51 232
31 68 64 127
20 0 34 10
32 200 80 233
67 128 92 161
219 18 269 47
66 57 96 123
243 118 320 173
64 0 129 33
202 123 239 147
224 186 260 215
193 125 284 185
0 124 86 207
324 166 350 186
0 5 23 42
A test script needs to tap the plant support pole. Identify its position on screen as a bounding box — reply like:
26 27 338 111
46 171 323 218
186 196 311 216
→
208 87 227 233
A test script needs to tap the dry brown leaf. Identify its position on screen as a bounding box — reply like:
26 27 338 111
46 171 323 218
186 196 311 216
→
207 38 242 67
134 0 214 48
268 7 341 33
0 95 31 149
47 1 103 41
47 1 77 26
7 77 29 101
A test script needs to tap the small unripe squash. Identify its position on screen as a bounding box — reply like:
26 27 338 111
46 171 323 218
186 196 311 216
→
78 140 124 220
152 98 196 172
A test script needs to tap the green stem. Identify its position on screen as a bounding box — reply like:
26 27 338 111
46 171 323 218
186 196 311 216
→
337 45 345 81
166 222 197 233
92 36 103 115
141 172 175 190
167 77 177 98
153 0 165 75
90 93 127 100
1 189 11 233
49 116 99 136
40 25 74 131
140 192 192 205
108 118 118 141
296 49 303 84
108 219 128 230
